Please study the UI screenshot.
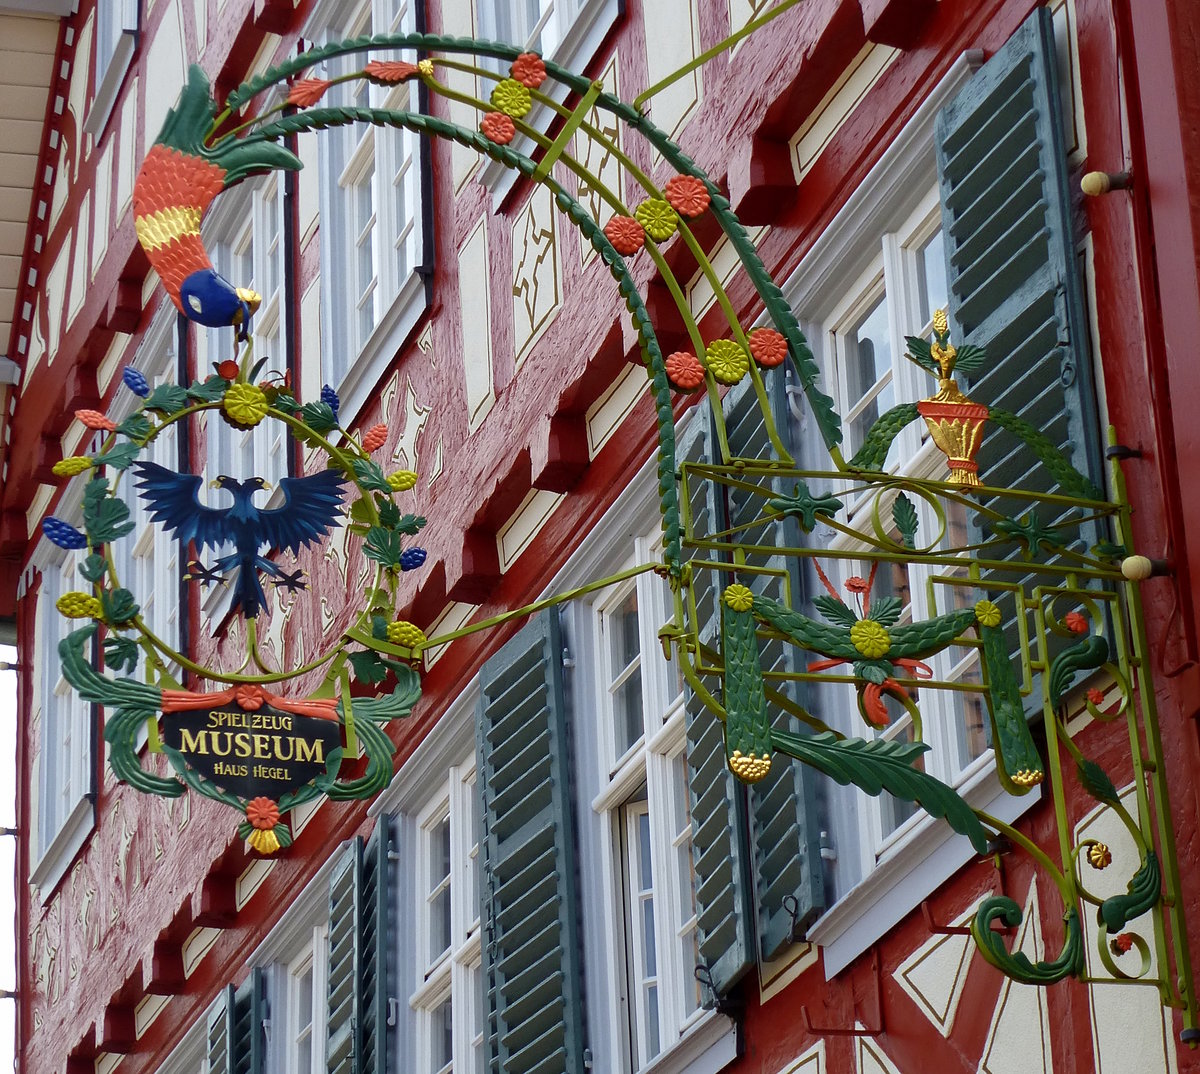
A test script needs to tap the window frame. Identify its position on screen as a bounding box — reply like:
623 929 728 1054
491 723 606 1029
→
85 0 140 138
778 52 1041 977
308 0 431 427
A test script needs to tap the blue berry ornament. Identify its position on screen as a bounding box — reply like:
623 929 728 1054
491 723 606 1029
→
400 547 427 572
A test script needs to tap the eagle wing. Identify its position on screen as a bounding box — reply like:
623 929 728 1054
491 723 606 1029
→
132 460 230 550
258 468 348 554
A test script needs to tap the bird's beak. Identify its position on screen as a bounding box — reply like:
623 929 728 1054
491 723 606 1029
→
209 479 222 489
237 287 262 315
260 481 272 491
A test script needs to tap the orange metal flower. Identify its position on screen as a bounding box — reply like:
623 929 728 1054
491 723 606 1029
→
604 215 645 255
246 797 280 831
364 60 420 83
749 327 788 367
1112 932 1135 954
217 359 240 380
844 576 870 594
235 684 266 711
287 78 333 108
362 424 388 452
1064 611 1088 634
76 409 116 431
511 52 547 88
664 175 710 217
665 352 706 391
1086 687 1106 705
480 112 516 144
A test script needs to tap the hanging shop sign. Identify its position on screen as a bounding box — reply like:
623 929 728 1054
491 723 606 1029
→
38 16 1195 1026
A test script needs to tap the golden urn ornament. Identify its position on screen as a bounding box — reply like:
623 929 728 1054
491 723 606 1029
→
908 310 990 487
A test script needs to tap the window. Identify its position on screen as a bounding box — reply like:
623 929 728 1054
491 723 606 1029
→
582 559 704 1070
315 0 427 422
204 175 289 489
475 0 586 65
280 927 328 1074
32 546 94 884
113 310 183 666
86 0 139 137
407 764 483 1074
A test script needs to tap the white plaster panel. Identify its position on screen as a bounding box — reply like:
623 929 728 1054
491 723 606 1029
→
497 488 565 572
42 229 70 363
774 1040 825 1074
1077 789 1178 1074
297 129 320 246
143 2 187 155
48 141 70 235
194 0 208 56
857 1035 904 1074
116 75 140 217
576 54 622 265
458 215 494 429
299 278 321 405
67 192 89 325
68 11 94 169
893 897 983 1037
442 0 478 189
511 183 560 366
642 0 701 141
586 361 646 457
91 139 112 279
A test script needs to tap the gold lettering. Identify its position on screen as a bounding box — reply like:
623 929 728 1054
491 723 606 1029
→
234 732 252 758
210 732 232 757
275 736 294 762
253 733 273 759
295 739 324 764
179 728 208 755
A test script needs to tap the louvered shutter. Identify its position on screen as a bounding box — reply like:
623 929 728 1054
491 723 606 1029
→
326 839 362 1074
936 5 1102 493
677 409 754 1004
935 6 1105 708
477 612 586 1074
360 818 394 1074
325 824 394 1074
207 970 266 1074
721 376 827 959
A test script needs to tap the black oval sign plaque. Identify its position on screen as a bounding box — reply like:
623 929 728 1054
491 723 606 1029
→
162 701 343 799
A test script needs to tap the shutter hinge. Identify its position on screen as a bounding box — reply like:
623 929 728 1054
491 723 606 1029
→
387 997 400 1027
388 849 401 862
262 1018 270 1043
819 829 837 863
561 645 574 669
583 1048 593 1069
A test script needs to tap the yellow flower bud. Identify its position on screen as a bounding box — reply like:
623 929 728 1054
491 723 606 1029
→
386 620 427 649
387 469 418 491
56 592 103 619
53 456 93 477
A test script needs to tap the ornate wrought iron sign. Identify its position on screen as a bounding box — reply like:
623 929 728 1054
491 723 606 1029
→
37 14 1197 1030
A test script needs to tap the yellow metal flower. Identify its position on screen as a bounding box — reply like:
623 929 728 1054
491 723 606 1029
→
723 584 754 613
56 592 103 619
247 828 281 854
705 340 749 385
1087 842 1112 870
417 59 434 77
490 78 532 118
53 456 93 477
729 749 771 782
387 469 418 491
386 620 427 649
222 383 269 427
634 198 679 242
933 308 949 337
975 600 1002 628
850 619 890 659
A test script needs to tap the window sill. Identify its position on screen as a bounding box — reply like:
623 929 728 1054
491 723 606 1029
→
83 29 138 140
478 0 621 209
30 794 94 901
337 269 429 426
806 756 1040 977
636 1009 738 1074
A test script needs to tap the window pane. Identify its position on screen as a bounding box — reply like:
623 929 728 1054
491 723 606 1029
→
917 230 948 325
429 815 451 959
609 591 643 756
844 293 892 450
431 998 452 1073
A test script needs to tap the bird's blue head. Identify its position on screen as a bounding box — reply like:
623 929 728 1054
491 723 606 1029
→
211 475 272 518
180 269 262 338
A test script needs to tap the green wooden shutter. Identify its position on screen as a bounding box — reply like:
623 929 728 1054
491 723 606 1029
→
326 838 362 1074
936 5 1102 492
721 376 826 960
207 970 266 1074
360 818 394 1074
936 6 1105 709
476 612 586 1074
677 409 754 1004
325 824 394 1074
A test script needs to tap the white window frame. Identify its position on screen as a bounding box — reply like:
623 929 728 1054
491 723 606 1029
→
308 0 428 426
471 0 621 204
273 925 329 1074
29 543 94 894
111 308 184 670
778 53 1038 977
85 0 140 137
408 762 483 1074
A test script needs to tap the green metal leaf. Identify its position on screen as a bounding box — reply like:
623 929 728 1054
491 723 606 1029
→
299 401 338 433
812 594 857 627
187 375 229 402
363 527 403 567
953 342 988 374
772 728 989 853
377 498 401 528
766 482 842 533
347 649 389 685
892 493 919 550
849 402 921 471
868 596 903 627
351 457 392 493
396 514 426 536
1048 635 1109 707
83 479 135 544
904 335 939 375
78 553 108 583
95 442 142 471
1076 757 1120 806
116 414 153 441
104 635 141 674
101 587 139 626
143 383 190 414
348 497 374 524
1099 852 1161 932
973 899 1083 983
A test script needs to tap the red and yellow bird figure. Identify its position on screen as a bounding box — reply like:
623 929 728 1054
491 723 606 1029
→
132 66 302 335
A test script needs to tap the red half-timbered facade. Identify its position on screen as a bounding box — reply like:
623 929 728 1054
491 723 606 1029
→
6 1 1200 1073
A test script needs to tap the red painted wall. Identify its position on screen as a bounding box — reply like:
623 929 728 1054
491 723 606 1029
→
11 0 1200 1070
